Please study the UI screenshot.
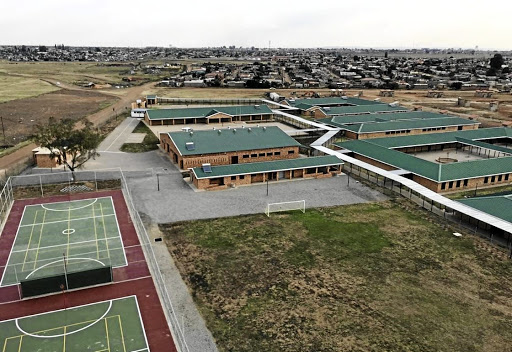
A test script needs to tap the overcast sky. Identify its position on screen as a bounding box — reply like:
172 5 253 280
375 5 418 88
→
1 0 511 50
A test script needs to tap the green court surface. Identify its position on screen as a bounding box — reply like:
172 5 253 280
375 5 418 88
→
0 197 127 287
0 295 149 352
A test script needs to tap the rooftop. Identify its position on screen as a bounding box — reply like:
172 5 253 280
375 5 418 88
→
319 111 458 126
147 105 273 120
167 126 301 156
320 104 408 116
457 194 512 224
192 155 342 179
340 117 479 134
336 128 512 182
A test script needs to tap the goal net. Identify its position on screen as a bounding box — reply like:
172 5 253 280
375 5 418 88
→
265 200 305 217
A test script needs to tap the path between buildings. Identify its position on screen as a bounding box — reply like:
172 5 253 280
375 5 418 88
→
98 117 141 152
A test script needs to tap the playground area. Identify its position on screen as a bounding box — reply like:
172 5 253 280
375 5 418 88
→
0 196 126 287
0 295 148 352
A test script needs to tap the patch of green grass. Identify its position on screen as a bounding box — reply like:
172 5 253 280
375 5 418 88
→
0 73 59 103
120 121 159 153
162 201 512 352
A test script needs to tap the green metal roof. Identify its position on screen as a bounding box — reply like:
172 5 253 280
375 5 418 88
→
192 156 342 179
337 128 512 182
367 127 511 148
147 105 273 120
457 195 512 223
339 140 440 180
286 97 382 108
168 126 301 156
321 104 407 116
319 111 458 126
455 137 512 155
341 117 478 134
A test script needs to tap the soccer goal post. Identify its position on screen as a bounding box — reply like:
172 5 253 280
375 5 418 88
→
265 200 305 216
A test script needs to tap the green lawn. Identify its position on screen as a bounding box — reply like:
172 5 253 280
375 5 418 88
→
0 73 59 103
162 201 512 352
120 121 159 153
0 296 148 352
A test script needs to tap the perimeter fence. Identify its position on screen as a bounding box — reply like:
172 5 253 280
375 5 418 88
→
0 168 190 352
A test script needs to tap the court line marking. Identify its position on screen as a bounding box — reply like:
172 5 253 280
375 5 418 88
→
25 257 106 279
15 301 113 339
0 206 28 287
11 236 121 253
20 210 41 273
18 214 116 228
1 196 128 288
118 315 127 352
105 317 111 352
6 246 125 273
31 209 48 271
40 199 98 212
111 201 128 267
134 295 150 352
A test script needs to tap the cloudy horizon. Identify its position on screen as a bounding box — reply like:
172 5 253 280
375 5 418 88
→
2 0 511 50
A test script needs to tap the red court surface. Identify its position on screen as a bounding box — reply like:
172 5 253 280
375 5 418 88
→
0 190 177 352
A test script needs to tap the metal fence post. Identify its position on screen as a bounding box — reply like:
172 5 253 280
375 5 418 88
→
39 175 43 197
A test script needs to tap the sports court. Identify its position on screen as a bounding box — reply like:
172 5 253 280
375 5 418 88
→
0 295 148 352
0 196 126 287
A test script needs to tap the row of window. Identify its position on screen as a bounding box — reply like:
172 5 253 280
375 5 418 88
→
441 174 510 190
484 174 509 184
231 175 245 180
241 150 294 159
385 130 411 135
422 127 446 132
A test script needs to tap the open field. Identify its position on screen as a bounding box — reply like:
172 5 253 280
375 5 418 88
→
0 89 118 143
163 200 512 352
0 73 60 103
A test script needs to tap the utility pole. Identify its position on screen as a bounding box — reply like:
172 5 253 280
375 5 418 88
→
0 116 5 145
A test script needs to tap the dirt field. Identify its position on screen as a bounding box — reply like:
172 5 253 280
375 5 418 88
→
0 89 117 143
162 200 512 352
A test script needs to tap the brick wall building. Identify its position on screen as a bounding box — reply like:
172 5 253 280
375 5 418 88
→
160 126 301 170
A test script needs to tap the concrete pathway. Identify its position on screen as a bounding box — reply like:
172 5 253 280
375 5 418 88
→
98 117 141 152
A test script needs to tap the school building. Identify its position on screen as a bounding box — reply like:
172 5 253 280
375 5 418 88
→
335 127 512 193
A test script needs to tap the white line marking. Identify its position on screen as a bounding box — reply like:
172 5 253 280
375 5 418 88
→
134 296 151 352
104 118 139 151
19 214 115 228
11 236 120 253
15 301 113 338
41 199 98 212
0 206 28 287
25 257 106 279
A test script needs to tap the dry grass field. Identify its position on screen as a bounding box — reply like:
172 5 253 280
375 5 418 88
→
0 72 60 103
0 89 117 143
163 201 512 352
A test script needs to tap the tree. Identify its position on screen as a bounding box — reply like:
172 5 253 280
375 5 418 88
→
35 117 101 177
490 53 504 70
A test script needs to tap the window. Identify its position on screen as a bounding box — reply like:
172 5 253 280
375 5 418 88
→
275 151 281 156
498 175 503 182
463 179 468 187
251 153 257 158
506 174 510 181
456 180 461 188
231 176 236 181
491 176 496 183
243 154 249 159
449 181 454 189
484 177 489 184
266 152 273 156
441 183 446 190
259 153 265 157
240 175 245 179
288 150 295 154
